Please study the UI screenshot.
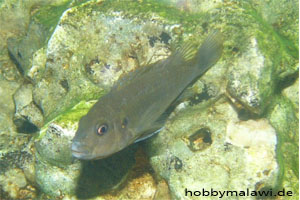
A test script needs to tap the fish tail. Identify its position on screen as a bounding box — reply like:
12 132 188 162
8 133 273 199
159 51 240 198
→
194 30 223 74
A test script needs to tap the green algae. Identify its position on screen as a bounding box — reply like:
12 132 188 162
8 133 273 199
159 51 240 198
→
77 0 210 36
247 6 298 60
37 87 105 140
238 3 298 117
39 90 105 139
32 0 91 41
244 1 299 194
44 87 105 125
33 1 71 31
267 95 299 196
242 1 299 196
54 99 98 128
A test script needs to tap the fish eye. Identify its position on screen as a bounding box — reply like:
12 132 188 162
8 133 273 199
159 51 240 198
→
96 124 108 136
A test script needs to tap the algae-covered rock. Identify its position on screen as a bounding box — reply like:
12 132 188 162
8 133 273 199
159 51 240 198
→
267 95 299 198
35 151 82 197
224 1 298 116
34 100 137 198
6 0 75 76
145 98 278 199
0 134 36 199
14 0 230 127
0 168 28 199
13 84 44 133
283 77 299 114
34 111 82 197
35 123 75 167
0 78 20 134
7 22 48 76
31 1 175 123
6 0 83 132
226 37 267 115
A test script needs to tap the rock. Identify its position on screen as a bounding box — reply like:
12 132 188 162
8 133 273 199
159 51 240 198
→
34 100 136 198
0 134 36 199
13 84 44 133
7 22 47 76
153 180 172 200
35 152 82 197
0 78 20 133
34 100 98 168
12 0 228 128
222 0 298 117
283 77 299 114
145 99 278 200
226 119 277 148
35 123 75 167
170 0 223 13
27 48 47 84
226 34 297 117
227 37 266 115
267 95 299 197
6 0 75 77
0 169 27 199
31 1 177 122
34 109 82 197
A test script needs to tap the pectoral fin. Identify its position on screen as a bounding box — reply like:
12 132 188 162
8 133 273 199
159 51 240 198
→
134 127 164 143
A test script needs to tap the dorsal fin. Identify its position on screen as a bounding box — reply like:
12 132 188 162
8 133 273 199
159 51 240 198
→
174 40 198 61
112 65 153 91
112 39 199 91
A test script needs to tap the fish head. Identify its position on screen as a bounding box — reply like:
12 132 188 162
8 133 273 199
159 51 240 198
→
71 102 132 160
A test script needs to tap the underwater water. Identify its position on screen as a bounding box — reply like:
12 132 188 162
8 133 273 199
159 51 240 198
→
0 0 298 199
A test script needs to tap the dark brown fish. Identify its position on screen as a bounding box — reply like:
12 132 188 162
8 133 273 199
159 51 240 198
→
72 30 223 160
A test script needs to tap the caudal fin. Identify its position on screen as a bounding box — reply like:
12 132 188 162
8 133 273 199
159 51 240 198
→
194 30 223 74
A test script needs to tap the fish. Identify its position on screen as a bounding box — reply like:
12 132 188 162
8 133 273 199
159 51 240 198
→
71 30 223 160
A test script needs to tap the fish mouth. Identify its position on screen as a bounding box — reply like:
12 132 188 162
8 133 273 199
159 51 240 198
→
71 141 110 160
71 149 95 160
71 150 107 160
71 142 94 160
71 149 109 160
72 149 87 158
